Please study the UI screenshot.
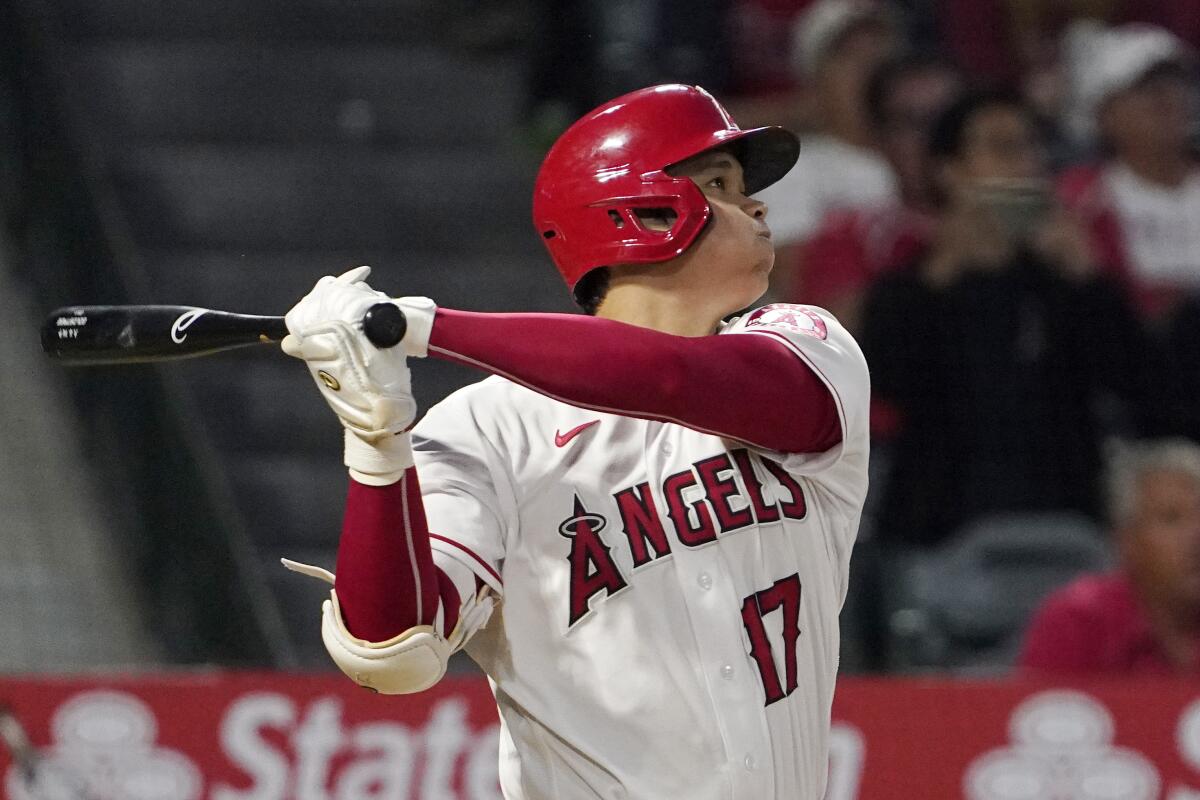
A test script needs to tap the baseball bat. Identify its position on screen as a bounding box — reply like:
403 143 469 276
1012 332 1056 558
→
41 302 407 365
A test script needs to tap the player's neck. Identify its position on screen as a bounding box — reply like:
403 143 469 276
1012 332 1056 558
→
596 281 725 337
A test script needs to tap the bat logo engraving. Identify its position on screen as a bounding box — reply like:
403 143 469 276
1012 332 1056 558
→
55 312 88 340
171 309 208 344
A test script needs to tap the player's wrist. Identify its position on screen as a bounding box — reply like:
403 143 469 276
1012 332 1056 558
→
393 297 436 357
345 429 414 485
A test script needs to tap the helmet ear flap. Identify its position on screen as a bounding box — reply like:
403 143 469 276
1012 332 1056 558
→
652 174 712 247
592 175 711 267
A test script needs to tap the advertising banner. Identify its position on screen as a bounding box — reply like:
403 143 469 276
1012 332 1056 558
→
1 673 1198 799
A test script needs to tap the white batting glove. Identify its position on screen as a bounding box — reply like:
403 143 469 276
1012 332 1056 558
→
281 266 436 485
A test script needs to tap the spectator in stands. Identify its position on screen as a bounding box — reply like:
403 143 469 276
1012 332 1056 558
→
523 0 735 150
727 0 818 101
940 1 1200 91
1059 24 1200 442
791 53 961 333
1060 23 1199 319
1021 439 1200 674
755 0 900 273
861 89 1146 549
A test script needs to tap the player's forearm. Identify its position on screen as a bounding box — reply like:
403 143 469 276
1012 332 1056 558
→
335 471 460 642
427 309 840 453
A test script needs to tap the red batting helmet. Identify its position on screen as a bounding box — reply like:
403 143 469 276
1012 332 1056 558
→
532 84 800 299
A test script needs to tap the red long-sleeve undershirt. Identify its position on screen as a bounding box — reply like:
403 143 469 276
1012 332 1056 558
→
429 309 840 454
335 309 840 642
336 473 461 642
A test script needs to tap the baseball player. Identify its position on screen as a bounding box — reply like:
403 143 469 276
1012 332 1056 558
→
281 84 870 799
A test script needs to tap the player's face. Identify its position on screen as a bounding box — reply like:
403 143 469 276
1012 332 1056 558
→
666 150 774 310
1123 469 1200 614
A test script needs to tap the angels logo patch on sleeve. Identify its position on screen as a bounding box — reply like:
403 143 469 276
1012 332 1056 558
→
744 304 828 340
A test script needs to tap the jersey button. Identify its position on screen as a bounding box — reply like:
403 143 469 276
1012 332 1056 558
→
697 572 712 590
720 664 735 680
744 754 756 771
661 442 673 455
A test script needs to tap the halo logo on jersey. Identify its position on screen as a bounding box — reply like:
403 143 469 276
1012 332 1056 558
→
559 496 627 626
745 304 828 340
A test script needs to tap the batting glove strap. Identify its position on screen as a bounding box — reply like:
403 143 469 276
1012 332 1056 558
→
320 590 450 695
283 319 417 439
345 429 413 486
393 296 437 358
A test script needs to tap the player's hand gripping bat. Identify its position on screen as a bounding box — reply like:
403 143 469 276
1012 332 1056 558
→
40 302 408 365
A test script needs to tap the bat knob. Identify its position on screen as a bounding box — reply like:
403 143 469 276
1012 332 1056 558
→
362 302 407 349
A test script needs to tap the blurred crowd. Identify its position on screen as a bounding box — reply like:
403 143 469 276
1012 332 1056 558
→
526 0 1200 675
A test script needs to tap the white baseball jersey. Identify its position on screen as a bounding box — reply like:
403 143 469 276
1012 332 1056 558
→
412 304 870 800
1105 162 1200 289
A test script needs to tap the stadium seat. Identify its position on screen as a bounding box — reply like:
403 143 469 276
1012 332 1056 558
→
884 512 1112 673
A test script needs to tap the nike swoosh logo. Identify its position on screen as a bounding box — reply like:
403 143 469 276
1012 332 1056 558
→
555 420 600 448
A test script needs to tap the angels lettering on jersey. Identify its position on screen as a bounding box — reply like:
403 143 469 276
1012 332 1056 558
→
558 448 808 628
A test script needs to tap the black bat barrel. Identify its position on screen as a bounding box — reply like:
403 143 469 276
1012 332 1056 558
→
41 306 289 364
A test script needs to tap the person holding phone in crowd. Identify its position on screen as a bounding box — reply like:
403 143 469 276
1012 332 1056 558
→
860 89 1148 552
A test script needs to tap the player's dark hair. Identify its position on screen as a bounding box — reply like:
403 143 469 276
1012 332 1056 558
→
927 87 1028 162
865 52 960 133
574 267 611 315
